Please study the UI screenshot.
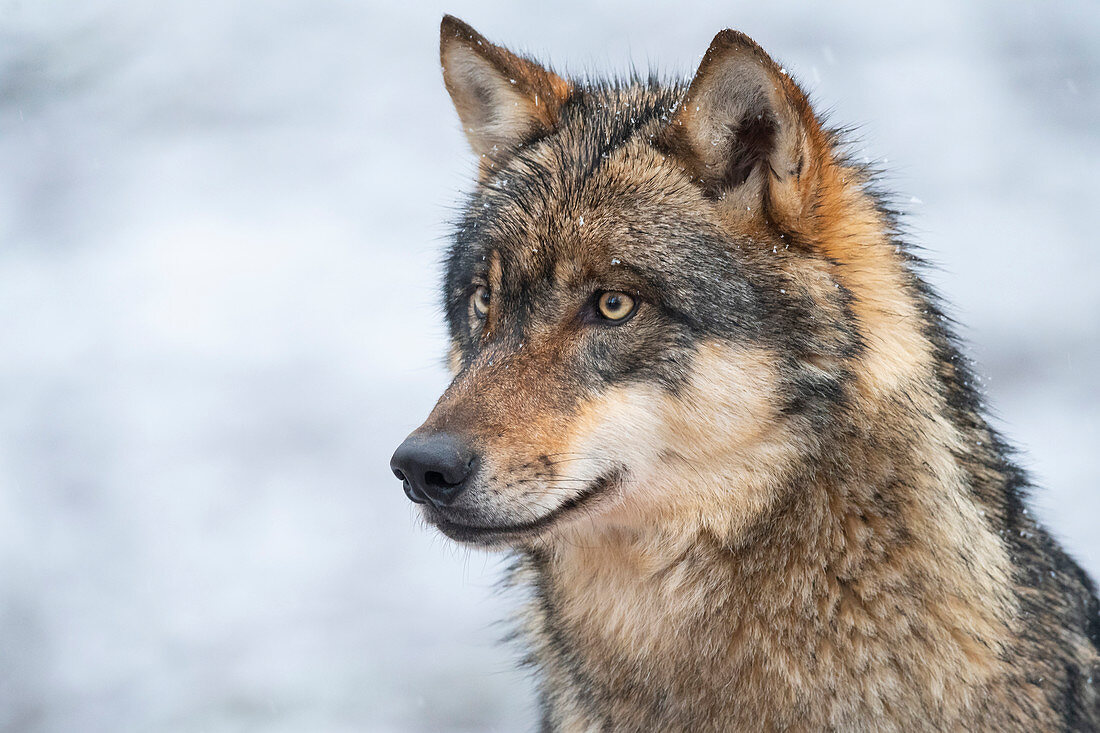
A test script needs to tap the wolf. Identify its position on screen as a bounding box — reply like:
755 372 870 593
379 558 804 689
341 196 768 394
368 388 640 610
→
390 15 1100 731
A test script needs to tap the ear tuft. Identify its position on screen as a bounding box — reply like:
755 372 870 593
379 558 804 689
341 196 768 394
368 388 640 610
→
440 16 572 173
660 30 828 232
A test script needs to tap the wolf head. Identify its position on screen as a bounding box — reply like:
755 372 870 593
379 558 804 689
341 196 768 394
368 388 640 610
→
392 17 920 549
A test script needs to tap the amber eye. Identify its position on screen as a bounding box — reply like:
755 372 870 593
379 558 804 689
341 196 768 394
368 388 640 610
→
596 291 636 322
471 285 491 318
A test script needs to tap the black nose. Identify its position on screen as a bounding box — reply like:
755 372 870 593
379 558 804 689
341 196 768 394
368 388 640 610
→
390 433 477 507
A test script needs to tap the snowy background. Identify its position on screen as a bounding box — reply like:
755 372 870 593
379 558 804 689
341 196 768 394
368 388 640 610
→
0 1 1097 731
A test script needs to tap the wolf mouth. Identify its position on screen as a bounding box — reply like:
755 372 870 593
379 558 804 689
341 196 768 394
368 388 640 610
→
428 471 620 544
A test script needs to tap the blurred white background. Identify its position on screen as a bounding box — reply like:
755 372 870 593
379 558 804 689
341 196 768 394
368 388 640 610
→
0 1 1096 731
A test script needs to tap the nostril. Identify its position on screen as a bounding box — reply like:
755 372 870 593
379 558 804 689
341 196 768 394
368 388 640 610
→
424 470 460 491
403 481 427 504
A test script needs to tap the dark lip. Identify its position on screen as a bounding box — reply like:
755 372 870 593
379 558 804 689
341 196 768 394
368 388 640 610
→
426 471 619 545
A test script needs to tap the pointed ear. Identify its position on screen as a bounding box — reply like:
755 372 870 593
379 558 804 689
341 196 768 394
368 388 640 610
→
440 16 572 173
660 31 829 233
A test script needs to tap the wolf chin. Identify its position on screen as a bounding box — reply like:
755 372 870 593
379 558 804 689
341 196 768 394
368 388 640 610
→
390 16 1100 731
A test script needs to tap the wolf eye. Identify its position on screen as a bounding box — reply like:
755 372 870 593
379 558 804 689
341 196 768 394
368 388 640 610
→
471 285 491 318
596 291 636 322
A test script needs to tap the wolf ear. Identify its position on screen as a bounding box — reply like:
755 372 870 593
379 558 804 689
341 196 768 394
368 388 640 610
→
440 16 572 173
660 30 827 232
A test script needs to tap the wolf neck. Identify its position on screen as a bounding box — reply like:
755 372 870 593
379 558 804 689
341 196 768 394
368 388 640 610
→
521 320 1020 729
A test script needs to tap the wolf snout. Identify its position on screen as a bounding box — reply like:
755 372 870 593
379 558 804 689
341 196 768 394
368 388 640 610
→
390 432 478 507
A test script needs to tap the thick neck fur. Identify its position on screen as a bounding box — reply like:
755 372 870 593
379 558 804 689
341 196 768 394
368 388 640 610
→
518 388 1047 731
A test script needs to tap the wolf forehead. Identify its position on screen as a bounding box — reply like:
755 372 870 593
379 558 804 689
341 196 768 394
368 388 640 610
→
450 83 689 263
